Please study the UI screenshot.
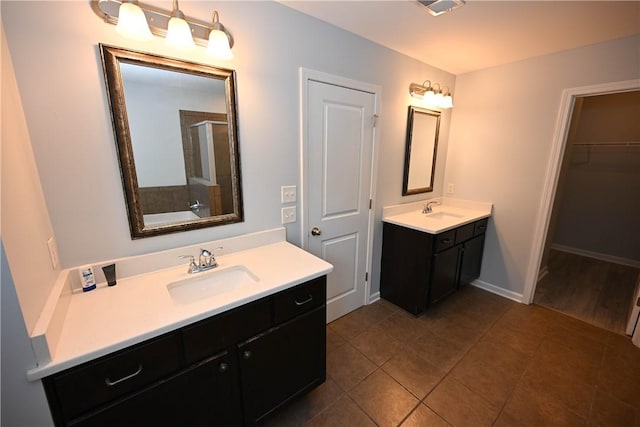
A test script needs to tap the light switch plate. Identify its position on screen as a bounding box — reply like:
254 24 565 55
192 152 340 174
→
281 206 297 224
281 185 297 203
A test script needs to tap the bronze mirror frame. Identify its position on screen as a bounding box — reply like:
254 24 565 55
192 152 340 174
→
402 106 441 196
100 44 243 238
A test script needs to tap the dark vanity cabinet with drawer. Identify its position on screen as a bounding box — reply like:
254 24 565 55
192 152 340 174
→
380 218 488 315
42 276 327 427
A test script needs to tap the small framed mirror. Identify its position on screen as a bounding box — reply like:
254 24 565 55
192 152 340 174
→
402 106 441 195
100 44 243 238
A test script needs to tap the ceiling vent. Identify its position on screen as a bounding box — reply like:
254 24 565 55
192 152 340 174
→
417 0 466 17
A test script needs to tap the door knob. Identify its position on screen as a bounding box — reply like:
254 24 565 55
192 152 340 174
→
311 227 322 236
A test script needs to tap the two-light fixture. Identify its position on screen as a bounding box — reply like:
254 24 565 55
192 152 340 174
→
92 0 234 59
409 81 453 109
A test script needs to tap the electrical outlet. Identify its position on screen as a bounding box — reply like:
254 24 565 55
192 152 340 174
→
281 185 297 203
47 237 59 269
281 206 297 224
447 183 455 194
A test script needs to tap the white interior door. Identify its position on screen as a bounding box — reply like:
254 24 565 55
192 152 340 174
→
627 273 640 347
305 78 377 323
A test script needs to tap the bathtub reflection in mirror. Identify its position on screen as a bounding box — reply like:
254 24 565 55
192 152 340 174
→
100 44 243 238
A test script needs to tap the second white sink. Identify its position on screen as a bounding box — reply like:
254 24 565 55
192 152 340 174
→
167 265 259 304
426 211 464 221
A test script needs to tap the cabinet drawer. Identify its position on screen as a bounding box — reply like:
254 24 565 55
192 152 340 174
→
50 332 182 421
273 276 326 324
434 229 456 253
182 297 271 365
474 218 488 236
455 223 475 244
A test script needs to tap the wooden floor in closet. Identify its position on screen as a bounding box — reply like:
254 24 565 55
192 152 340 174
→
534 249 640 334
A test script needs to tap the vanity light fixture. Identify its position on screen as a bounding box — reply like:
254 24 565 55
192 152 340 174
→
115 1 152 41
409 80 454 109
166 0 195 49
207 11 233 59
91 0 235 59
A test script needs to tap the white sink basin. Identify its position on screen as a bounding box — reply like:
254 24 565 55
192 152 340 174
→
425 211 464 221
167 265 259 304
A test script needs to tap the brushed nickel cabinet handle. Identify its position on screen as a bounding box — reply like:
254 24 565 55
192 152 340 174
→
294 295 313 306
105 364 143 387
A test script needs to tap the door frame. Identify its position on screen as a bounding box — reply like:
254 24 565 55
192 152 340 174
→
298 68 381 307
523 78 640 303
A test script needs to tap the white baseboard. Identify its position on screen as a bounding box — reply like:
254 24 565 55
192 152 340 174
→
470 280 525 304
368 291 380 304
551 244 640 268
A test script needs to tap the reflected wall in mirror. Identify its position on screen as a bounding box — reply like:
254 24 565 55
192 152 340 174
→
100 44 243 238
402 106 441 195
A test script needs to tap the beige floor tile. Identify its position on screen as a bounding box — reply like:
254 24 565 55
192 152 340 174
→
499 381 587 427
450 349 523 408
533 338 602 386
306 395 376 427
590 389 640 427
400 403 451 427
519 361 594 418
260 378 344 427
376 310 426 344
598 344 640 408
350 324 401 366
349 370 419 427
358 300 397 323
326 328 346 354
329 308 374 341
408 329 468 372
424 376 500 427
382 348 446 399
326 343 377 391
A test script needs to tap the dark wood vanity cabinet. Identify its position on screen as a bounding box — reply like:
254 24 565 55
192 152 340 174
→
381 219 488 315
42 276 327 427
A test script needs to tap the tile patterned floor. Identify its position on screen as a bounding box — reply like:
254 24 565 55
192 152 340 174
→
262 285 640 427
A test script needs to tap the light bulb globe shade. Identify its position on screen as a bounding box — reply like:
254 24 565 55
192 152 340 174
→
166 16 195 49
116 2 153 41
208 29 233 59
441 95 453 109
424 90 436 104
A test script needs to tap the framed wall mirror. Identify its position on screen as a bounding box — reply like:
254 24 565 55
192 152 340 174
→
100 44 243 238
402 106 441 195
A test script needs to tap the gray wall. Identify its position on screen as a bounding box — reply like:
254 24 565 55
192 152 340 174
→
444 34 640 298
1 2 452 423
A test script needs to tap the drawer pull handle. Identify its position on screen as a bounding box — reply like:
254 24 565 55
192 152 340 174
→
105 364 143 387
294 295 313 306
243 350 252 360
219 362 229 373
442 238 452 244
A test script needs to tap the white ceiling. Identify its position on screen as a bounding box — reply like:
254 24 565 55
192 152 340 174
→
279 0 640 75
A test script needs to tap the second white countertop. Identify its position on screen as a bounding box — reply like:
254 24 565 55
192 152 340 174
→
28 241 332 380
383 197 493 234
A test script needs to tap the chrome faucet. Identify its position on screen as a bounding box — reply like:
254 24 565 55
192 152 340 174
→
422 200 440 214
179 248 218 274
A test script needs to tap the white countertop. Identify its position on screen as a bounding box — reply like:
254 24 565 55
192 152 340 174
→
383 197 492 234
27 240 332 380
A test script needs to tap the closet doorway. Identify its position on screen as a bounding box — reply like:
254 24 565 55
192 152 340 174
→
534 90 640 334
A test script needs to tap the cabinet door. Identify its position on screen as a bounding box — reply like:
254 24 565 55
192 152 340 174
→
238 306 326 425
429 245 460 305
70 351 241 427
460 234 485 286
381 223 432 314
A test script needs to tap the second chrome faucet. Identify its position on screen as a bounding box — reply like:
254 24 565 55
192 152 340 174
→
179 248 218 274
